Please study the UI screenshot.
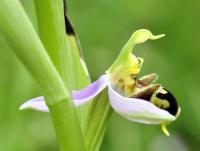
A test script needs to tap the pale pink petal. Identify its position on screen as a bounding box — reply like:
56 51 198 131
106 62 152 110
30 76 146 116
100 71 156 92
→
19 96 49 112
73 74 109 106
108 84 175 124
19 74 109 111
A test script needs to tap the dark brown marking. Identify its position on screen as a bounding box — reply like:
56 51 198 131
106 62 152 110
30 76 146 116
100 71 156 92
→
118 78 124 83
132 84 160 101
63 0 84 58
137 73 158 87
63 0 75 35
156 89 178 116
64 13 75 35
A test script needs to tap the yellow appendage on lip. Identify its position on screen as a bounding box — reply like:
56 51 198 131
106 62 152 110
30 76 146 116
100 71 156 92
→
161 123 170 136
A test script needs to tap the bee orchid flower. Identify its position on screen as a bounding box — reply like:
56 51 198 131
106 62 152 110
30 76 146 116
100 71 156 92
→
20 29 180 136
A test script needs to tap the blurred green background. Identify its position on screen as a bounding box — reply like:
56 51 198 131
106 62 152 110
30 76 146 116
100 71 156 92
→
0 0 199 150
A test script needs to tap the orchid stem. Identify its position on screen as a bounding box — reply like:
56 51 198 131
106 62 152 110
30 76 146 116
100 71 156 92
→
84 90 113 151
0 0 86 151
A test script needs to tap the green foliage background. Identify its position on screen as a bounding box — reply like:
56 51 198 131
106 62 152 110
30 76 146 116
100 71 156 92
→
0 0 199 151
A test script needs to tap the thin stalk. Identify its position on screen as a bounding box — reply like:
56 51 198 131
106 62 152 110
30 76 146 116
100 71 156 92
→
84 90 113 151
35 0 113 150
0 0 85 151
62 1 114 150
34 0 69 85
35 0 91 132
63 0 93 132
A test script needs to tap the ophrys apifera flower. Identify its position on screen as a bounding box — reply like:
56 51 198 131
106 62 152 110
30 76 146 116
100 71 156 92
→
20 29 180 136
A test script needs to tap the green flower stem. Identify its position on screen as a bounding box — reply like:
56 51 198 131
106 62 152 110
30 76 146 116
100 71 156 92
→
34 0 69 85
65 33 92 130
0 0 86 151
62 2 114 150
84 90 113 151
34 0 112 150
35 0 91 132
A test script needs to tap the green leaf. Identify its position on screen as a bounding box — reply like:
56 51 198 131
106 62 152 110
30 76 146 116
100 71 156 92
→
0 0 85 151
63 13 92 130
63 2 113 150
63 5 113 150
35 0 92 136
34 0 70 86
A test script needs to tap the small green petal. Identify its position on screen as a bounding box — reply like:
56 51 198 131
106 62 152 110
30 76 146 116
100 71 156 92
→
109 29 165 73
108 29 165 96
